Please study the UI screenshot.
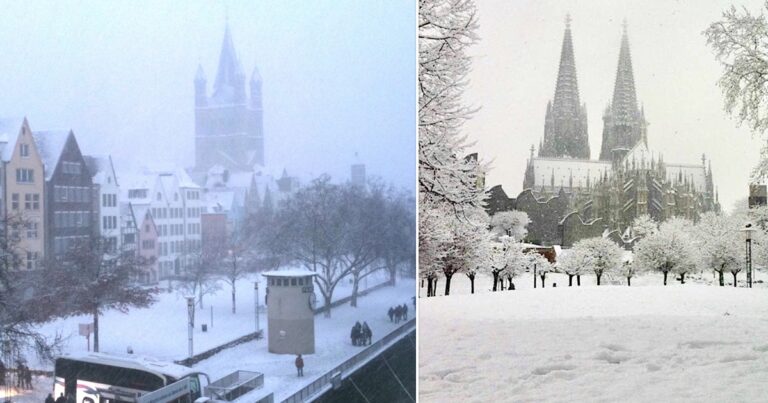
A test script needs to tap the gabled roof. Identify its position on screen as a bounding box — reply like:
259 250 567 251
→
84 154 118 187
0 117 26 162
32 129 72 180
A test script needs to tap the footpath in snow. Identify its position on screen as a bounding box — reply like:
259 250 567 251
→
420 282 768 403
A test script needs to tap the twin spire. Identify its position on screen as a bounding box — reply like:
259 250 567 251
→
538 15 645 161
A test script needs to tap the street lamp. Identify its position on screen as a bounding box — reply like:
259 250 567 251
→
254 281 260 334
741 222 757 288
186 296 195 357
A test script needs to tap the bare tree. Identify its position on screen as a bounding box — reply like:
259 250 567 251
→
221 242 252 314
40 236 158 352
176 247 221 309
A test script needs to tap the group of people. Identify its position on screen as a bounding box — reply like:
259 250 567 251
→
388 304 408 323
45 392 74 403
0 361 33 390
350 321 372 346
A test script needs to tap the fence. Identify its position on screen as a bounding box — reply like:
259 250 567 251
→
312 280 393 315
281 317 416 403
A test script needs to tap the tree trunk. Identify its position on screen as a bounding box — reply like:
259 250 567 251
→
427 277 433 297
232 282 237 313
627 276 631 286
509 280 515 290
435 278 439 296
679 272 686 284
389 263 397 286
568 274 573 287
732 272 738 287
596 272 602 286
324 295 332 317
718 271 724 286
663 271 668 286
492 271 499 291
468 274 475 294
350 273 360 307
93 309 100 353
500 277 505 290
421 278 424 288
540 273 546 288
577 275 581 286
198 287 204 309
444 273 453 296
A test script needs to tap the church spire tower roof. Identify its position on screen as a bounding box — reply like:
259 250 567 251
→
212 22 245 102
599 19 648 160
538 14 590 159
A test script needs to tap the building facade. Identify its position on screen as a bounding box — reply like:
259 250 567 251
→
85 155 121 253
1 119 46 270
511 19 720 246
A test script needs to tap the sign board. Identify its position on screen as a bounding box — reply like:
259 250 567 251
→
137 377 197 403
79 323 93 337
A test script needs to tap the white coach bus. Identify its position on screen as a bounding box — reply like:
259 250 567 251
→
53 352 208 403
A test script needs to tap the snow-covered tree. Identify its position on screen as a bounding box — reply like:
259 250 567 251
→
440 209 489 296
464 231 493 294
634 225 698 285
631 214 658 239
490 211 530 241
694 212 742 286
501 239 528 290
573 237 622 286
706 5 768 180
177 248 221 309
527 251 553 288
557 248 589 286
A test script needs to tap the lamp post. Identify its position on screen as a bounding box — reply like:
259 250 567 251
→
254 281 260 334
186 296 195 357
741 222 756 288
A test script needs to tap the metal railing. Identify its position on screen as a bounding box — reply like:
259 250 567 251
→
281 318 416 403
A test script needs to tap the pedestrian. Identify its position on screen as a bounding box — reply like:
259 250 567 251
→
402 303 408 320
295 354 304 377
394 306 402 323
55 393 66 403
362 322 372 345
24 364 32 389
45 393 55 403
388 307 394 322
16 362 24 388
350 325 357 346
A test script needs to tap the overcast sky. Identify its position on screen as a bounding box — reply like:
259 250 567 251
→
0 1 415 189
466 0 765 212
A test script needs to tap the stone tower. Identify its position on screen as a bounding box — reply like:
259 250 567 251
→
538 15 590 159
194 23 264 172
599 20 648 160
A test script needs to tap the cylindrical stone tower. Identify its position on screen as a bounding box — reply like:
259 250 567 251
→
262 270 318 354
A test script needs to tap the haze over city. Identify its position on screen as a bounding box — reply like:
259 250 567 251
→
0 1 415 189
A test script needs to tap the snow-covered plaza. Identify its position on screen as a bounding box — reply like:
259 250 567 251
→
419 272 768 402
7 272 414 402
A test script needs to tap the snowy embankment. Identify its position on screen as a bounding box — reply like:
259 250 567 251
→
420 284 768 403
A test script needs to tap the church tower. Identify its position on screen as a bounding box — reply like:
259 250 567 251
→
599 20 647 160
194 23 265 172
539 15 590 159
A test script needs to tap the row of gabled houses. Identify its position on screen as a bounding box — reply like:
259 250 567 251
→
0 118 298 284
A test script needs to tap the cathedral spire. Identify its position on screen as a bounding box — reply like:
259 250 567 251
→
539 15 590 159
611 19 638 126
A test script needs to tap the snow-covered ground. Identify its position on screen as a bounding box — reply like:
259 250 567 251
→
6 271 414 402
420 276 768 402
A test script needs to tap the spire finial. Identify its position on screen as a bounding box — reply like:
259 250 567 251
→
530 144 535 158
565 13 572 29
622 18 628 34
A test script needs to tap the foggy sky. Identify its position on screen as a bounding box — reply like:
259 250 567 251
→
466 0 765 212
0 1 415 189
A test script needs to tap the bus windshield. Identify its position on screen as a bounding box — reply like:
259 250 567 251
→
55 358 165 393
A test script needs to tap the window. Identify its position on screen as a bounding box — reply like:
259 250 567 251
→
129 189 147 199
11 193 19 210
16 168 33 183
156 192 162 201
19 144 29 157
26 252 38 270
291 278 297 286
62 161 82 175
25 222 38 239
32 194 39 210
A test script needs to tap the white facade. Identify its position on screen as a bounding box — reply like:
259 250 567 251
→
86 155 121 252
122 169 203 279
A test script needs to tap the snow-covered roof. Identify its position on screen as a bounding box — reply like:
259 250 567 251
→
666 164 707 192
32 129 71 180
0 117 23 162
58 351 195 379
84 154 117 186
204 190 236 212
530 157 612 189
262 269 318 278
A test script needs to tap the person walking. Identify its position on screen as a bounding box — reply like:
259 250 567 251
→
362 322 372 345
295 354 304 377
55 393 66 403
388 307 394 322
45 393 56 403
24 364 32 389
403 303 408 320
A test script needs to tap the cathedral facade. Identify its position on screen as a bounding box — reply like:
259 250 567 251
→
194 24 264 172
514 18 720 246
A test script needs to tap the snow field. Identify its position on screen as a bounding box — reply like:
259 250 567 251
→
420 284 768 402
